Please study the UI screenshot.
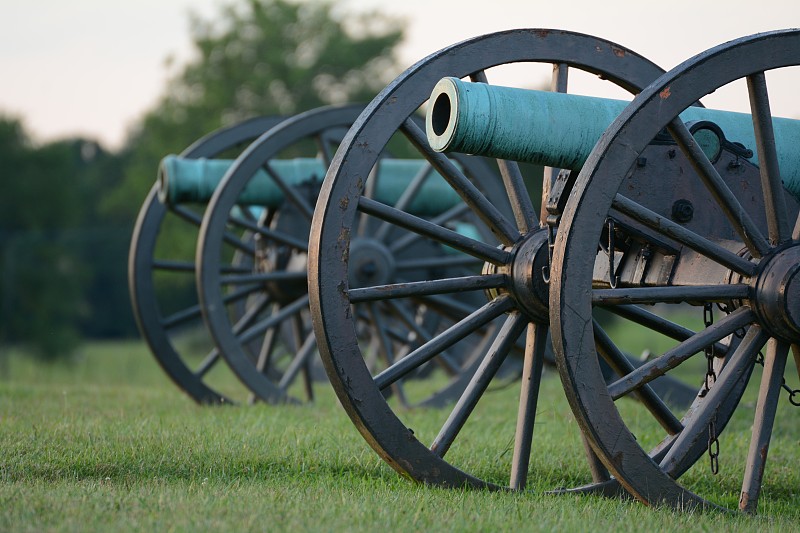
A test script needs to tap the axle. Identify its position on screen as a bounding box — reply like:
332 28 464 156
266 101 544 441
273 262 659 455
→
426 77 800 197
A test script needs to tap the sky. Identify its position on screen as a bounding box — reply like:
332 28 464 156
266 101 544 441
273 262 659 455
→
1 0 798 150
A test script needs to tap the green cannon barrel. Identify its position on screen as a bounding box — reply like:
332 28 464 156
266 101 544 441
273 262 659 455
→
158 155 464 216
426 77 800 198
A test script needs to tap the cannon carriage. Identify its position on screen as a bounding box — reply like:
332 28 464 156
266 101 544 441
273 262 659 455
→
307 28 705 495
307 28 800 513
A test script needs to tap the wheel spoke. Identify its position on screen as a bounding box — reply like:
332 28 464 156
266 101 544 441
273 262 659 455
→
194 347 222 379
278 331 318 391
430 312 528 458
594 321 683 434
315 130 342 168
227 214 308 252
792 212 800 241
263 162 315 221
221 230 258 255
348 274 506 303
373 295 514 390
607 307 756 399
358 196 509 265
229 292 272 334
383 299 462 375
592 283 750 305
747 72 790 245
739 338 790 513
171 284 265 330
611 194 757 277
510 321 548 490
468 69 488 83
291 312 314 401
247 317 280 406
237 294 310 346
219 270 307 286
151 259 196 273
374 163 436 242
667 118 771 258
539 63 569 224
659 325 768 476
254 314 280 373
396 255 483 271
496 159 538 233
388 202 472 253
416 293 479 322
366 303 408 407
170 204 203 227
793 344 800 384
400 118 519 245
161 302 205 329
603 304 729 356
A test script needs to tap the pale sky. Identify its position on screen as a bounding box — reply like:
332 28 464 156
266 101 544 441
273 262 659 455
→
1 0 798 149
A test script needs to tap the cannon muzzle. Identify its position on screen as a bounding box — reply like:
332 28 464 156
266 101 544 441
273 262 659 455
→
427 77 800 197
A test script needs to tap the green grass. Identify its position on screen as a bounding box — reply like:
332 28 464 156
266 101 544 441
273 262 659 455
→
2 340 800 531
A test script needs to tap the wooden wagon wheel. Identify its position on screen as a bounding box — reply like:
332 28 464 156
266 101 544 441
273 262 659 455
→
550 29 800 512
195 104 509 405
128 116 283 404
308 29 696 491
195 105 355 403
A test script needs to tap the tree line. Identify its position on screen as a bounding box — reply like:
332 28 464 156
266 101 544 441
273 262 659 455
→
0 0 404 359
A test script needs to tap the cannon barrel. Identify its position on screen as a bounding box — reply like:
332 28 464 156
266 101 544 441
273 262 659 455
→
158 155 463 216
426 77 800 198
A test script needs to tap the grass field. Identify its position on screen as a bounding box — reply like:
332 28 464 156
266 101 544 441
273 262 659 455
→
2 339 800 531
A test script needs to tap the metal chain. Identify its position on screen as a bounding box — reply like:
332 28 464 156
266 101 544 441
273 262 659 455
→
754 350 800 407
697 303 721 474
708 416 720 475
699 303 717 398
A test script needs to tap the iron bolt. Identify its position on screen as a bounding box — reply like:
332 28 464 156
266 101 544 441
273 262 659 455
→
671 199 694 223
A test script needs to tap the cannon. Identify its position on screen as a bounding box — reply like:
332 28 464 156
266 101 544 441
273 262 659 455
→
130 103 515 405
425 30 800 513
129 115 285 404
191 105 518 406
129 105 364 404
307 28 713 496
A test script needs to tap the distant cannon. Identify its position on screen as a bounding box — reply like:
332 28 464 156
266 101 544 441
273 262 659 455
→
159 155 465 216
129 115 284 405
130 104 512 406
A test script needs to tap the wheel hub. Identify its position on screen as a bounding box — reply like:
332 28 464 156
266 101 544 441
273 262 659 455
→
257 246 308 304
255 209 310 305
348 238 396 289
483 229 550 322
752 243 800 342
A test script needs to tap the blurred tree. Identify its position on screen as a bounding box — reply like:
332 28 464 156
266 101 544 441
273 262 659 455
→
108 0 404 219
0 0 405 361
102 0 405 329
0 117 106 359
